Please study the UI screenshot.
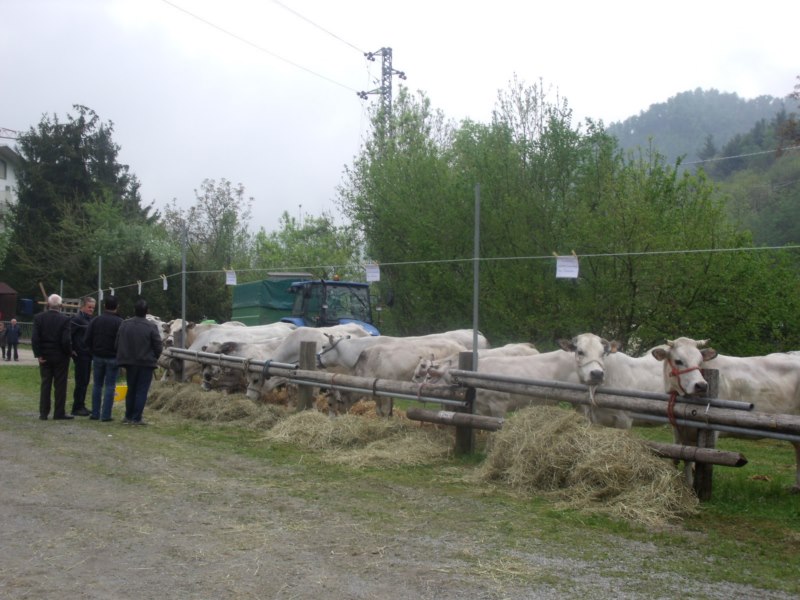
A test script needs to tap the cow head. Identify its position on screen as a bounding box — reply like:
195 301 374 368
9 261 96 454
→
651 337 717 395
558 333 611 386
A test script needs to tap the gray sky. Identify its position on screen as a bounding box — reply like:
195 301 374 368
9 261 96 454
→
2 0 796 233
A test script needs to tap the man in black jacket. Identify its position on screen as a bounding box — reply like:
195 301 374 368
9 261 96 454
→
84 295 123 421
116 298 162 425
70 296 96 416
32 294 73 420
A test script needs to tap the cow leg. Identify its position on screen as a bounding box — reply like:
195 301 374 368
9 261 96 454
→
375 397 393 418
325 390 341 417
792 442 800 494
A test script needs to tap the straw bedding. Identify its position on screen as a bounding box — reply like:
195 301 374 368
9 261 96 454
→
476 405 698 525
147 383 697 524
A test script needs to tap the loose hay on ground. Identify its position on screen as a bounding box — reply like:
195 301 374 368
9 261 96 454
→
264 410 452 467
148 381 286 430
476 405 698 526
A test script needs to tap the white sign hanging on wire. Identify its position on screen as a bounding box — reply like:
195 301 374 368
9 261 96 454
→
555 255 579 279
365 263 380 282
226 270 237 286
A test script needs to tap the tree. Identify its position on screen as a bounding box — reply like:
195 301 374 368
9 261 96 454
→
252 211 364 281
161 178 254 321
2 105 155 300
338 78 800 353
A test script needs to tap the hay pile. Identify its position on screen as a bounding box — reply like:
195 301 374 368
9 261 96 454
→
476 406 698 526
264 410 452 467
148 382 285 430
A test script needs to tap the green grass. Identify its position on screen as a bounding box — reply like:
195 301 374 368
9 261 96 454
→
3 365 800 595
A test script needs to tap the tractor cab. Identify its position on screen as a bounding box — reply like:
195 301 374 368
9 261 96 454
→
280 280 379 335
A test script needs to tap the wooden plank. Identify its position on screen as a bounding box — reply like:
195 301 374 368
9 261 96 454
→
454 352 475 455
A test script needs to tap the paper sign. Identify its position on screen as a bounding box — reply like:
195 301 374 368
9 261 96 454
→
365 263 380 282
556 255 579 279
226 270 237 285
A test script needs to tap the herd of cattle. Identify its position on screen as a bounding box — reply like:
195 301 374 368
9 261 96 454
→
148 317 800 492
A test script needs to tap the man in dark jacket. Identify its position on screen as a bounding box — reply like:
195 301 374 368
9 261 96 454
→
84 295 123 421
32 294 73 420
6 318 21 361
70 296 96 416
116 298 162 425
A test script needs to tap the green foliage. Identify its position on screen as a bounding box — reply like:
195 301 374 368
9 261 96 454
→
2 105 157 301
338 78 800 353
252 211 364 282
160 178 254 322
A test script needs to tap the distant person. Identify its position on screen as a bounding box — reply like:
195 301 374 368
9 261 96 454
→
84 295 122 421
0 321 7 361
69 296 96 416
32 294 73 420
6 318 21 361
116 298 162 425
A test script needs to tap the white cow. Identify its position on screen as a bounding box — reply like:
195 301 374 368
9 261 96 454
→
653 337 800 492
162 321 297 383
443 334 612 417
316 331 477 416
583 344 666 429
412 343 540 384
200 337 288 396
252 323 374 396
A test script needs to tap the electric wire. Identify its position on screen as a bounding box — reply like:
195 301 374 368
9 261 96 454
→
269 0 366 55
159 0 360 93
80 243 800 299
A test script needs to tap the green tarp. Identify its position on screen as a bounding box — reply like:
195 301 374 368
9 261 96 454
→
231 280 296 326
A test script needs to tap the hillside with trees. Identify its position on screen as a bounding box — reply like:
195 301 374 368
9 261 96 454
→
606 88 788 165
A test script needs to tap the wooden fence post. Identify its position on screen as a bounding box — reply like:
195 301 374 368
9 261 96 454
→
694 368 719 500
296 341 316 411
454 351 475 455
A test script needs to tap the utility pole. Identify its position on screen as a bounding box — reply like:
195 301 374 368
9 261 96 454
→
358 47 406 142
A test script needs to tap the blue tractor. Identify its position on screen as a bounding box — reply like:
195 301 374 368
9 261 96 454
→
279 279 379 335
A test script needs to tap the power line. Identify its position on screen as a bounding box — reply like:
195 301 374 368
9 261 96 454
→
685 144 800 165
159 0 360 94
269 0 366 55
80 244 800 298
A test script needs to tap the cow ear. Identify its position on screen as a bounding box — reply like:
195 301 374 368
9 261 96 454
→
701 347 717 361
187 322 196 330
557 338 576 352
651 347 668 361
609 340 622 353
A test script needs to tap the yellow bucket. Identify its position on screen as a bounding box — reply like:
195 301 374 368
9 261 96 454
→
113 384 127 403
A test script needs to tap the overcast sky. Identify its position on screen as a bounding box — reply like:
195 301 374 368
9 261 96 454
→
2 0 797 233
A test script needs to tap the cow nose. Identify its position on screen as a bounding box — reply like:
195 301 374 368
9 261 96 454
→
589 369 604 384
692 381 709 394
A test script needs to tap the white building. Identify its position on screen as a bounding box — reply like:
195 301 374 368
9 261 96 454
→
0 145 21 223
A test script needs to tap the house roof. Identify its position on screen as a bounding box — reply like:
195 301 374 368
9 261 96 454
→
0 282 18 295
0 145 22 166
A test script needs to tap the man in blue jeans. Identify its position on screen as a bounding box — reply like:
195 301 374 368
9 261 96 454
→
84 295 123 421
115 298 162 425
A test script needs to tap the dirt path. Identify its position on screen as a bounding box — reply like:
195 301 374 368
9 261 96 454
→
1 407 538 600
1 383 796 599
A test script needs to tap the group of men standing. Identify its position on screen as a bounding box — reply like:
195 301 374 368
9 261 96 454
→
31 293 163 424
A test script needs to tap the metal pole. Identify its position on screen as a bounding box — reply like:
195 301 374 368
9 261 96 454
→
472 183 480 370
181 221 187 350
97 255 102 315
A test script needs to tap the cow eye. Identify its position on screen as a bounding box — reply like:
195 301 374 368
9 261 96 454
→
675 359 684 366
